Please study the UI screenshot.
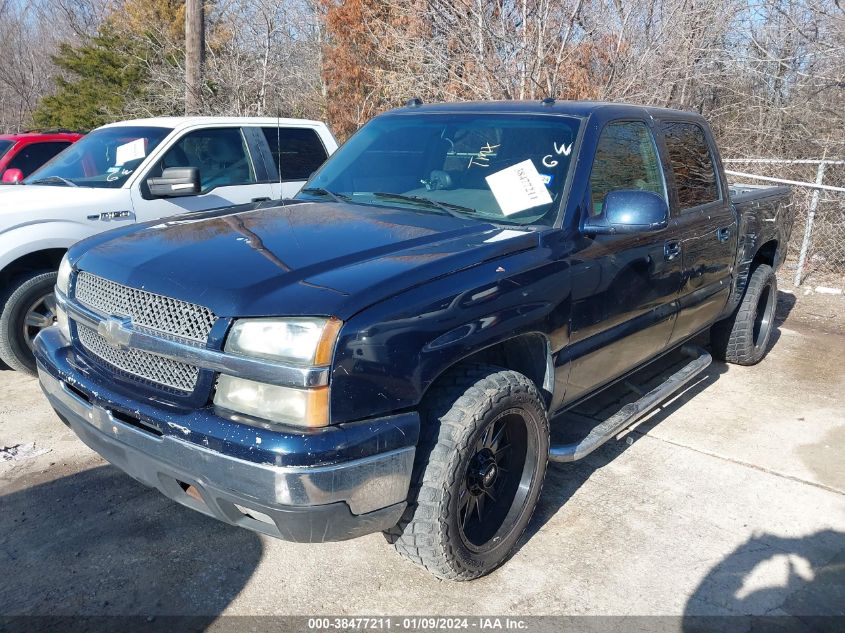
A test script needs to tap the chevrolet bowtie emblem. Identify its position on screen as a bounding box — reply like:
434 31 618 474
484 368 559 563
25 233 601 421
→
97 316 132 350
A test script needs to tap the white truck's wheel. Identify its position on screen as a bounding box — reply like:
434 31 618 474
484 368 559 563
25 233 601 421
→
0 270 58 374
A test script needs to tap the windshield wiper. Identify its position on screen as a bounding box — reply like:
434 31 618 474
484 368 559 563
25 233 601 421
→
300 187 349 203
28 176 78 187
371 192 476 219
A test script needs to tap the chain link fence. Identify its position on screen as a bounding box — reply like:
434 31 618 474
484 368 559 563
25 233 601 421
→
723 159 845 287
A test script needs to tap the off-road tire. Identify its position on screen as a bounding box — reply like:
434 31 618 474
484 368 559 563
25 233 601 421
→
386 364 549 580
0 270 58 374
711 264 777 365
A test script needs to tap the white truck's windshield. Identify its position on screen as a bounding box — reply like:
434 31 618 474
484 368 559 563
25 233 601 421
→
300 113 582 226
25 126 171 188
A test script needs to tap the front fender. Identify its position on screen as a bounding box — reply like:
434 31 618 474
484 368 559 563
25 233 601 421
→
0 223 90 274
329 248 571 423
0 220 150 281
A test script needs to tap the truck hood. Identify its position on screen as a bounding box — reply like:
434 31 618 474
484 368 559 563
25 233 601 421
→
72 200 540 319
0 184 128 233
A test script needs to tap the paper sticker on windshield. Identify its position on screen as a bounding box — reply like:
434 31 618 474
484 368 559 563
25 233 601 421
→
115 138 146 166
485 159 553 215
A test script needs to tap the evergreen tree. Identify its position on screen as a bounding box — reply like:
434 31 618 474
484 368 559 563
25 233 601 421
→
32 28 146 131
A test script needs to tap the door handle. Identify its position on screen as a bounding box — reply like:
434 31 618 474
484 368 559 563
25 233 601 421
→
664 241 681 261
717 227 731 243
251 197 271 203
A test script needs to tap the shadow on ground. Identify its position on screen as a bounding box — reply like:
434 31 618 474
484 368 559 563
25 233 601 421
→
0 465 262 619
774 290 797 328
684 529 845 621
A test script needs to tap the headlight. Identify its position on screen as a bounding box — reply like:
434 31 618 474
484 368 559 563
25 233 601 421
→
225 317 341 365
214 375 328 427
216 316 342 427
56 254 72 296
56 304 71 340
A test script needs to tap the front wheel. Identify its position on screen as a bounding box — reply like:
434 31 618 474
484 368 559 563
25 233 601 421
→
711 263 777 366
387 365 549 580
0 270 59 374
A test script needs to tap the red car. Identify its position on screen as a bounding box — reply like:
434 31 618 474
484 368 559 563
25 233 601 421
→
0 131 83 183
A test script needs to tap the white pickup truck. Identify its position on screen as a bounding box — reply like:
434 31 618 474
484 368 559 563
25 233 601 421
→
0 116 337 372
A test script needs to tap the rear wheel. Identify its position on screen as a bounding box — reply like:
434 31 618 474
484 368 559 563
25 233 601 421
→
0 270 58 374
711 263 777 366
387 365 549 580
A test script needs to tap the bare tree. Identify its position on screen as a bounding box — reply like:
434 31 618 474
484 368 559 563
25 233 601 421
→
332 0 843 159
0 1 57 131
2 0 841 163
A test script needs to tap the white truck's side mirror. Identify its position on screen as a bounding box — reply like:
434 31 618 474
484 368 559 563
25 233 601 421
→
147 167 200 197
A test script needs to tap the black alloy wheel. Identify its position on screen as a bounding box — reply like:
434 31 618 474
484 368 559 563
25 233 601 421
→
387 364 549 580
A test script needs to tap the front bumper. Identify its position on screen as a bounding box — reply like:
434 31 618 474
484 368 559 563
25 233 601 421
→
35 328 418 542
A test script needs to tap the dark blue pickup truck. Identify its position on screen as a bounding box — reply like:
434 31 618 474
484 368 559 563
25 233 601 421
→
35 100 793 580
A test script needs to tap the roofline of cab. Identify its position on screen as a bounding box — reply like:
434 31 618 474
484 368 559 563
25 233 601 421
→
378 100 708 123
96 117 328 133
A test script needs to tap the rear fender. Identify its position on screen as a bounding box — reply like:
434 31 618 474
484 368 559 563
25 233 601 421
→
725 190 792 315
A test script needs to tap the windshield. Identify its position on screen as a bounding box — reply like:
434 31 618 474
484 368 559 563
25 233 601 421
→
24 126 171 188
0 140 13 161
298 113 581 226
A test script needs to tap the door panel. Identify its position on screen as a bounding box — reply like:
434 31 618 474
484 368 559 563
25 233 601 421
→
131 127 273 223
669 210 736 342
659 121 736 343
564 233 683 403
564 120 683 404
132 182 274 222
270 180 309 200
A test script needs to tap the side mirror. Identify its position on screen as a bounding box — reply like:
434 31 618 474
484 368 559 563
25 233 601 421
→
2 168 24 184
147 167 200 197
582 190 669 235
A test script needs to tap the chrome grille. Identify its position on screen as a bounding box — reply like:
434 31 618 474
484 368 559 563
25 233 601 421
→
75 272 217 343
72 271 217 394
76 323 199 393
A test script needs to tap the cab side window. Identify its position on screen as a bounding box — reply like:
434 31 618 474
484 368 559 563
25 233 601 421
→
589 122 666 216
153 128 256 193
261 127 327 181
661 121 720 209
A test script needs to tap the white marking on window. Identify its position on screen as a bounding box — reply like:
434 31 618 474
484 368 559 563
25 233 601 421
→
554 141 573 156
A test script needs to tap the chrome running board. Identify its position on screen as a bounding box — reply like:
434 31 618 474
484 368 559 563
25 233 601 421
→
548 345 712 463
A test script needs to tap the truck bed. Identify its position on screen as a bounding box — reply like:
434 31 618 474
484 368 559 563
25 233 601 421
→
725 182 794 312
728 183 793 244
729 183 791 206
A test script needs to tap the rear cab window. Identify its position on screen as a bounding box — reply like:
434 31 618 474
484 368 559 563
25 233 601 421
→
261 127 328 181
661 121 720 210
